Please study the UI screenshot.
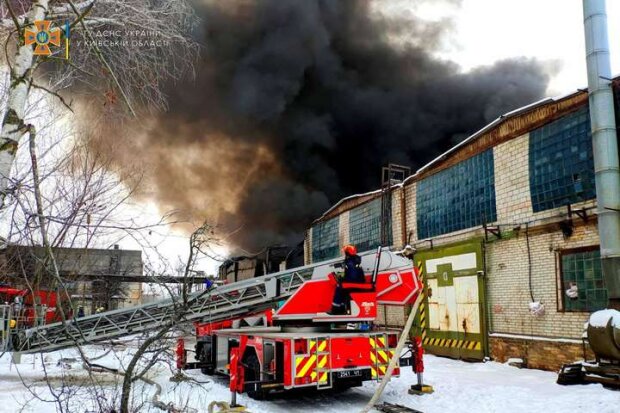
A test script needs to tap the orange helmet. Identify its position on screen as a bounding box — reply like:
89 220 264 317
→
342 244 357 256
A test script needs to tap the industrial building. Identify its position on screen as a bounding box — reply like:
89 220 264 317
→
304 78 620 371
218 244 304 284
0 245 144 314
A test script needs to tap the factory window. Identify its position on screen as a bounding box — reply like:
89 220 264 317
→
311 217 340 262
529 107 596 212
559 247 607 312
349 198 391 253
416 149 496 239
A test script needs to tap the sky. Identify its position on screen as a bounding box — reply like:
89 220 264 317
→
146 0 620 276
1 1 616 289
384 0 620 96
11 0 611 278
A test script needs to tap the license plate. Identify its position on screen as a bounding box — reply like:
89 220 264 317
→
337 369 362 378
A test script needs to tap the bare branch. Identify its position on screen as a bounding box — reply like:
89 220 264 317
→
3 0 22 33
29 82 73 112
66 0 136 117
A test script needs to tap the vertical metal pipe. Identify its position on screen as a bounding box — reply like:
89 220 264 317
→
400 186 407 247
583 0 620 306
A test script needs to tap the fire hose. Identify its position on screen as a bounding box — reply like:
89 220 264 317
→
360 293 423 413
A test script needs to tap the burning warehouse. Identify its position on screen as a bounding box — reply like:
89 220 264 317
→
305 77 620 371
2 0 620 410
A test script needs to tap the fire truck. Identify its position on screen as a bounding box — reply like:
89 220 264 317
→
177 248 423 399
9 248 425 400
0 285 60 326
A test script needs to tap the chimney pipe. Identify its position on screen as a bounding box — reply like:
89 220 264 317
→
583 0 620 308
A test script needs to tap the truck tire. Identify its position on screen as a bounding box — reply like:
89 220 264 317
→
244 352 267 400
197 338 215 375
199 347 215 375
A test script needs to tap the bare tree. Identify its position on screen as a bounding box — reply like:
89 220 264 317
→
0 3 199 345
1 105 217 411
0 0 199 204
0 3 206 409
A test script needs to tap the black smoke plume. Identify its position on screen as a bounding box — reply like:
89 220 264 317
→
102 0 551 252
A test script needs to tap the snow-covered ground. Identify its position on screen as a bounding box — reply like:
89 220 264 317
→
0 342 617 413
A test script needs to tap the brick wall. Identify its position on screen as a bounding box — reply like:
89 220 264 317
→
304 229 312 264
486 224 598 339
488 131 599 340
302 104 605 365
376 304 407 328
490 336 593 371
404 183 416 245
391 187 404 249
339 212 350 247
493 131 598 225
494 133 531 224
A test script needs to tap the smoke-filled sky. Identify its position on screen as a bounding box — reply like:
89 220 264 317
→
130 0 556 253
98 0 562 254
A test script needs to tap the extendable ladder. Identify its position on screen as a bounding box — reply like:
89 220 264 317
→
13 256 342 353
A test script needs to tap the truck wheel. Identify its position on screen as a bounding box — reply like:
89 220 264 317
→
244 352 267 400
198 340 215 375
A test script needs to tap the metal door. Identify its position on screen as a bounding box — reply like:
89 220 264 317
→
416 241 486 360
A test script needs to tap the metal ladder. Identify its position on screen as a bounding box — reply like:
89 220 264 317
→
12 256 345 354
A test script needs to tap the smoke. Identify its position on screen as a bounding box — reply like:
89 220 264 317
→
93 0 552 252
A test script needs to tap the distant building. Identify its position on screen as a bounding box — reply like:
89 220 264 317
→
218 243 304 284
0 245 143 315
305 78 620 371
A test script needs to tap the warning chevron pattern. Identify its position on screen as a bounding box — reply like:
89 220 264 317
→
370 335 395 379
423 337 481 351
416 261 426 342
295 339 329 384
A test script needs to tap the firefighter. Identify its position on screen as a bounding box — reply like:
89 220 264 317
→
205 278 214 290
329 244 365 315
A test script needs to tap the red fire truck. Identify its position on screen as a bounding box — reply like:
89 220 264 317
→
0 285 59 326
177 248 424 399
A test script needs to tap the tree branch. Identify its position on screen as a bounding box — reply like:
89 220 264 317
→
4 0 22 33
29 82 73 112
66 0 137 117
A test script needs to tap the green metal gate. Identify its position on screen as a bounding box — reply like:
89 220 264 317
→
413 241 487 360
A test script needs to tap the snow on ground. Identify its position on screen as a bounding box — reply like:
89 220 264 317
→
0 342 618 413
